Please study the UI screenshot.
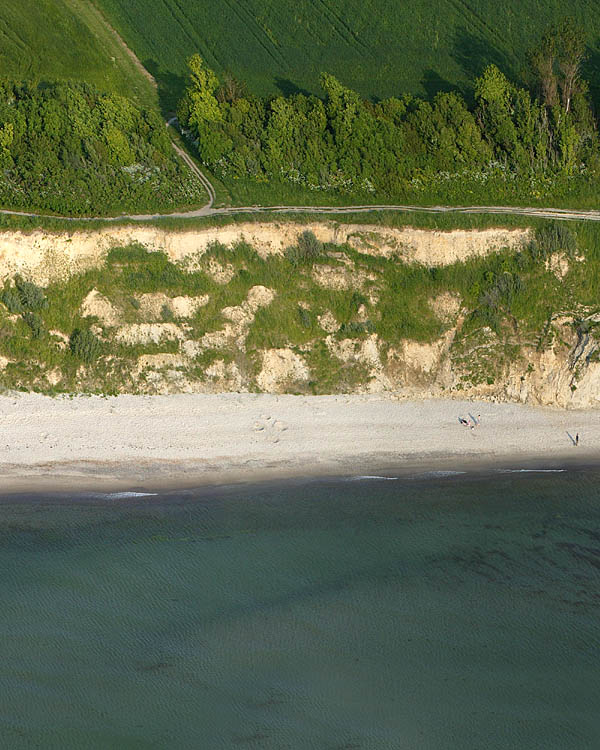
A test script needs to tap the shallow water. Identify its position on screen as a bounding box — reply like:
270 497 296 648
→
1 471 599 748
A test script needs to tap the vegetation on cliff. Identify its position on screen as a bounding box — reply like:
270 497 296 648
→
0 219 598 400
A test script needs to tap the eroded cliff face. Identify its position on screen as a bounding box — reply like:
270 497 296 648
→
0 221 597 408
504 318 600 408
0 222 530 283
61 286 600 408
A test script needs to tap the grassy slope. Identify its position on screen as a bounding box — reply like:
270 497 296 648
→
93 0 600 109
0 0 156 108
0 221 596 395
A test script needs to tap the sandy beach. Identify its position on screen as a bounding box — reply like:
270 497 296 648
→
0 393 597 494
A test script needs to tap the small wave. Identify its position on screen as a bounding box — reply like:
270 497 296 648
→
104 491 159 499
347 475 398 481
497 469 566 474
418 470 467 478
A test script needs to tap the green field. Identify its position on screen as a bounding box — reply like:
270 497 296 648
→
94 0 600 109
0 0 156 107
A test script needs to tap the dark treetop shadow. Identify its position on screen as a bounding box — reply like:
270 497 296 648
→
274 77 312 98
421 68 458 100
451 26 516 103
144 58 187 116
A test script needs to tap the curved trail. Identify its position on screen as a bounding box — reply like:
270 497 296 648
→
2 123 600 224
166 119 215 208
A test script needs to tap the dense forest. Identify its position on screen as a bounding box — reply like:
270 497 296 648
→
0 81 204 215
178 20 600 206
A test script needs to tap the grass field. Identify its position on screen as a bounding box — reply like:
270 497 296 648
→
93 0 600 110
0 0 156 107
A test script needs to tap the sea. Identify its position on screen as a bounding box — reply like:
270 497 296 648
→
0 468 599 749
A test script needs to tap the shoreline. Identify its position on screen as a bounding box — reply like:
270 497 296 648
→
0 393 597 496
0 452 596 499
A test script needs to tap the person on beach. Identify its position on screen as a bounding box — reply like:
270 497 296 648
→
576 433 579 446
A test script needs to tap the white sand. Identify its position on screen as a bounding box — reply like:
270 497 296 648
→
0 393 596 493
0 393 600 493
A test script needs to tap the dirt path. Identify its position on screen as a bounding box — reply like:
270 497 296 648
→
3 200 600 224
166 119 215 208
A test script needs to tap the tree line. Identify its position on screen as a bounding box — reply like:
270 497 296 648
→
0 81 204 215
178 19 597 203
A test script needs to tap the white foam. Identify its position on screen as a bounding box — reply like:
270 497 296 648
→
104 491 159 499
497 469 566 474
347 475 398 481
417 470 467 478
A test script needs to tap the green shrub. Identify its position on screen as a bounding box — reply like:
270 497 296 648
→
473 271 523 331
1 289 23 314
15 277 48 311
161 303 175 322
531 224 577 260
1 276 48 313
298 231 323 259
339 320 375 335
108 246 187 291
298 306 312 328
285 231 324 266
70 328 103 363
23 312 44 339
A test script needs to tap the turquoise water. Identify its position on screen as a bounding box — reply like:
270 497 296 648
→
1 471 599 748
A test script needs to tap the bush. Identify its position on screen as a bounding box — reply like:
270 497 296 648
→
161 303 175 322
474 271 523 331
70 328 102 363
286 231 324 266
1 276 48 313
297 231 323 259
531 224 577 260
108 246 186 291
339 320 374 335
15 276 48 311
1 289 23 314
298 306 311 328
23 312 44 339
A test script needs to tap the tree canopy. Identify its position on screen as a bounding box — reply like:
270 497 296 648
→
0 80 205 215
178 21 597 204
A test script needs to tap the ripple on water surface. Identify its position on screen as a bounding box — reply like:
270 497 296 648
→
0 470 599 748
